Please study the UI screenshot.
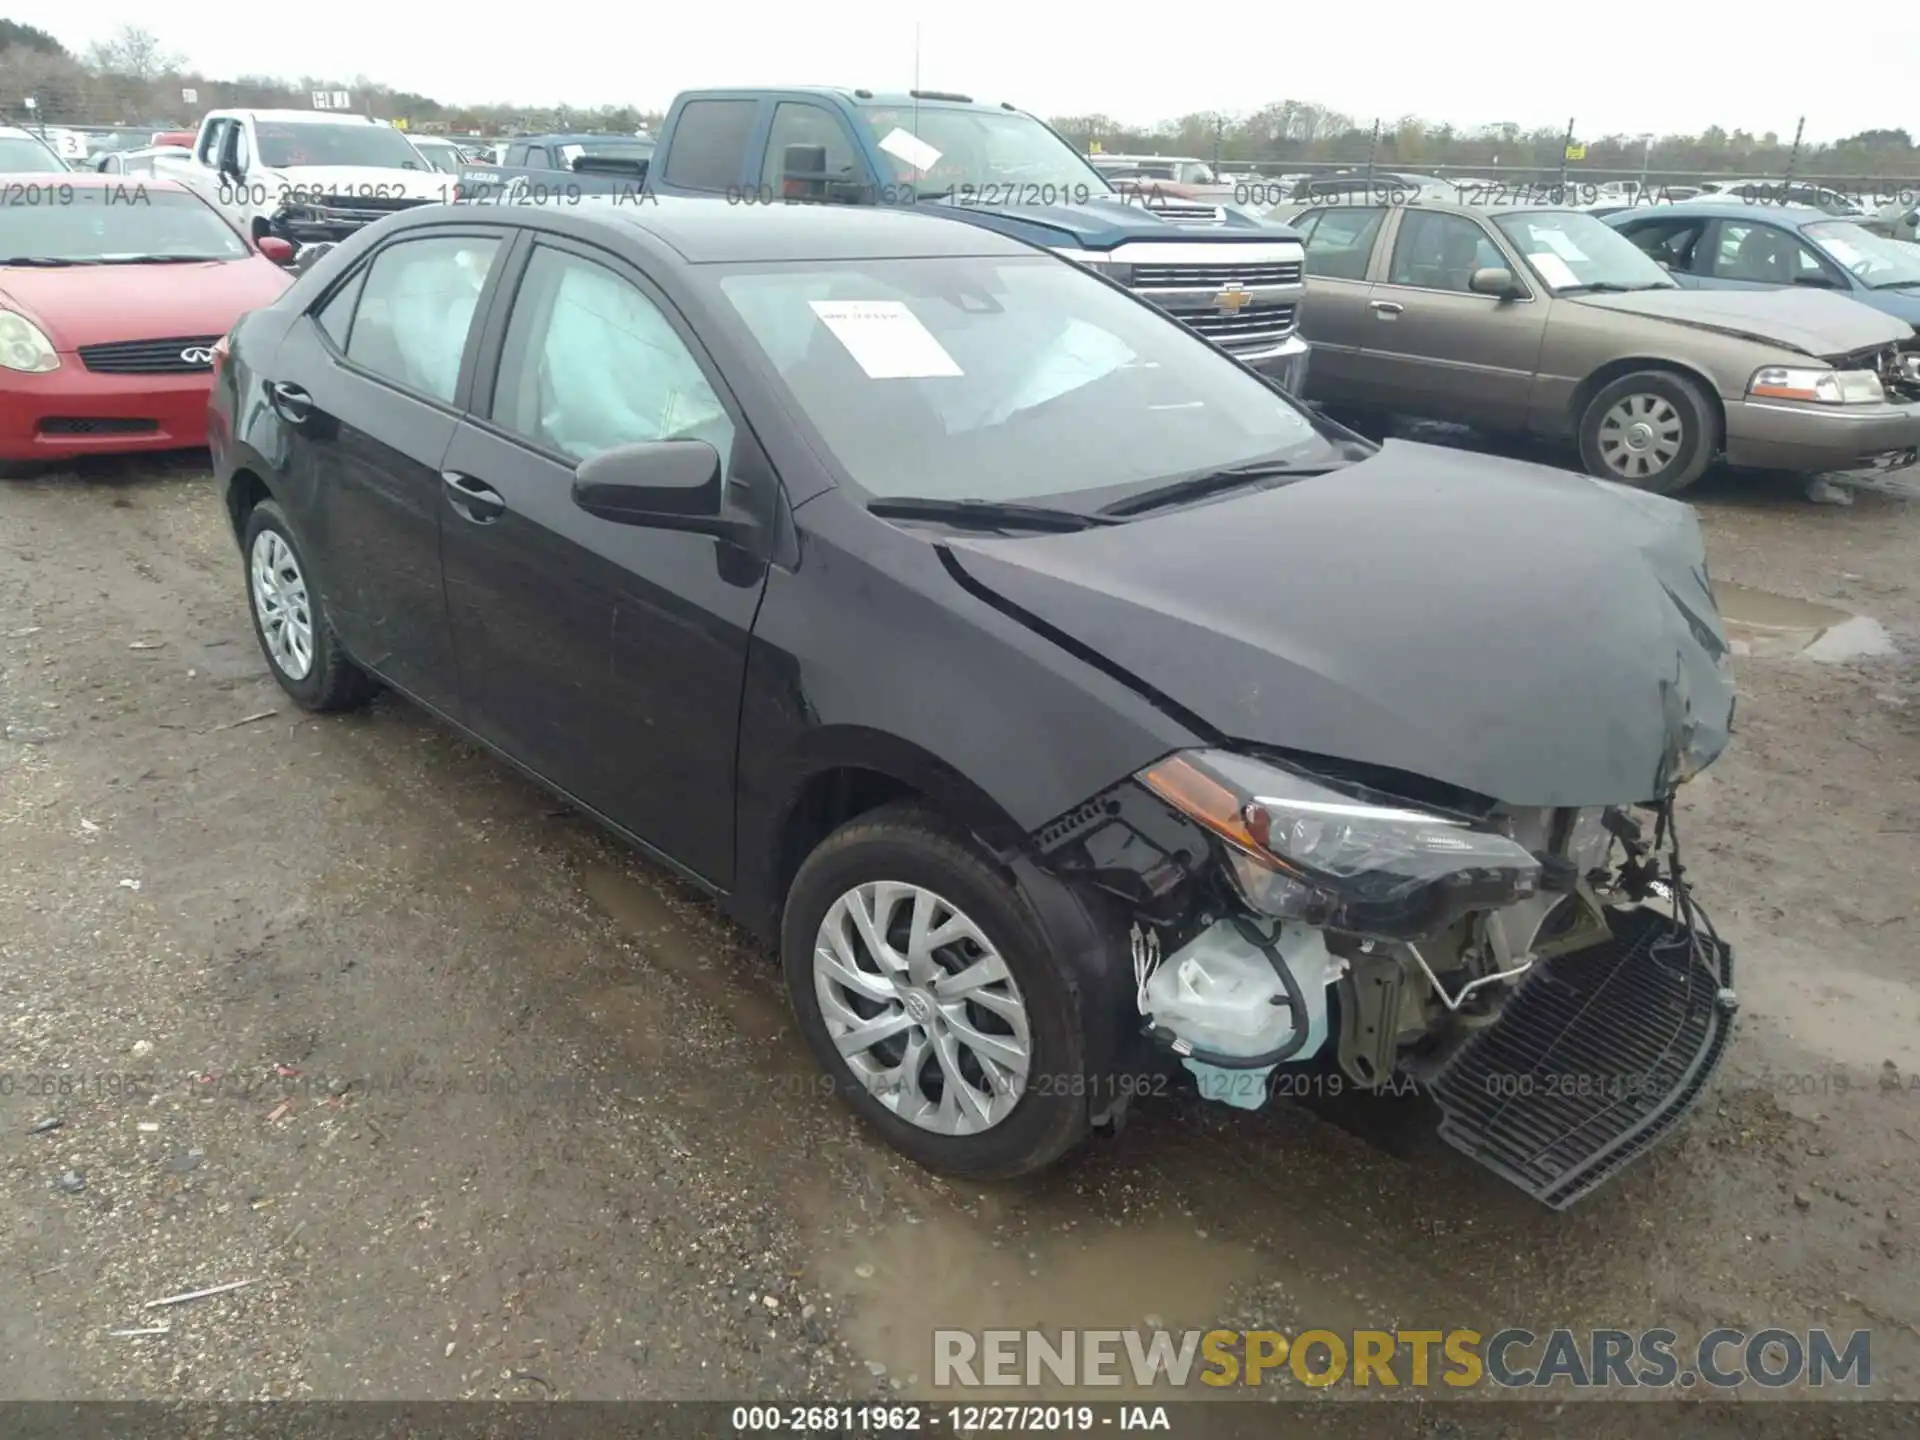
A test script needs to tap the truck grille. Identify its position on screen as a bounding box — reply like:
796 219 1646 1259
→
313 194 431 215
1134 260 1304 290
77 336 222 374
1182 305 1298 345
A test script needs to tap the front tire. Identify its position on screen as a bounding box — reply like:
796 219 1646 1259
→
242 499 376 712
781 802 1091 1180
1577 370 1718 495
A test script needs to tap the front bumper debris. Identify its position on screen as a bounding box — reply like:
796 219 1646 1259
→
1428 905 1737 1209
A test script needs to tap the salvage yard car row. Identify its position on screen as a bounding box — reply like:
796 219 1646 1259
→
2 91 1917 1209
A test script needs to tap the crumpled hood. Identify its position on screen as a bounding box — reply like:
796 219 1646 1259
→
1572 286 1913 358
942 440 1734 808
264 165 449 201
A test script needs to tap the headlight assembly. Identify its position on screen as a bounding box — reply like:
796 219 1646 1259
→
1137 750 1542 939
1748 366 1883 404
0 310 60 373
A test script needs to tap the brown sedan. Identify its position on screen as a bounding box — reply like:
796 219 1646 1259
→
1277 199 1920 493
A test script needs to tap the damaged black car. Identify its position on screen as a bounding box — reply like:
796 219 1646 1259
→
210 197 1739 1209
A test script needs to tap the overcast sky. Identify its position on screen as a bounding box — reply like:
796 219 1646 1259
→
11 4 1907 142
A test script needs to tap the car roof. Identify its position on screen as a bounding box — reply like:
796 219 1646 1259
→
0 125 53 139
435 193 1034 263
683 87 1023 115
1612 199 1832 223
231 109 384 124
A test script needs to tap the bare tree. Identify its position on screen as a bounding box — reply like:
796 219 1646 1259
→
83 25 183 83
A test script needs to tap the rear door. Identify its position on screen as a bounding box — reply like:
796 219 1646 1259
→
1288 205 1388 402
437 233 773 884
269 225 510 717
1357 207 1548 428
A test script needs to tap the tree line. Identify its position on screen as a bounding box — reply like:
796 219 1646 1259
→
3 21 1916 180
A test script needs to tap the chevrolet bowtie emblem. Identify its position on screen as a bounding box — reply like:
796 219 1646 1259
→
1213 285 1252 313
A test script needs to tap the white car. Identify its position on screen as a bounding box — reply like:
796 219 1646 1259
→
0 125 69 172
152 108 453 246
405 134 464 176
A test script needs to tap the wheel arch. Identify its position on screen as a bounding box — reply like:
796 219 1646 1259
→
1569 357 1727 447
731 726 1032 946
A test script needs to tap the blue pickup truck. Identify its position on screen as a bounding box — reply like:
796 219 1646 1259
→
455 132 654 202
642 88 1311 389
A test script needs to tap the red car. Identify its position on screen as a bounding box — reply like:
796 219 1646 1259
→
0 174 296 473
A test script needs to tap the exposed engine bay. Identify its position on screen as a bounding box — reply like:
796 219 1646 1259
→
1846 337 1920 403
1034 754 1739 1209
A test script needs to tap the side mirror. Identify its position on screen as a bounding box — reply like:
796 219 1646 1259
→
257 235 296 264
1469 266 1521 298
571 440 753 543
782 142 871 204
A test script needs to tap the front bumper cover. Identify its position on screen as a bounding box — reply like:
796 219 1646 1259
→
1724 395 1920 473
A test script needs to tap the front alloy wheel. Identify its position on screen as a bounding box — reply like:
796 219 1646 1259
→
781 802 1093 1180
813 881 1034 1136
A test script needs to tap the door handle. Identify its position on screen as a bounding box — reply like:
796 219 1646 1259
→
267 381 312 421
442 470 506 523
1369 300 1405 315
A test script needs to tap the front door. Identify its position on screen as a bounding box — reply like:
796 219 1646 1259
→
1359 207 1549 429
273 228 507 715
438 236 770 885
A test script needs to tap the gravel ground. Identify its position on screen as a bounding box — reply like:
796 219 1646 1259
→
1 449 1917 1412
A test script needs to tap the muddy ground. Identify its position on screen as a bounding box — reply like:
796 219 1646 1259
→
2 445 1917 1423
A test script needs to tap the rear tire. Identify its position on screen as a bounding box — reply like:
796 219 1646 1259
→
781 802 1092 1180
241 499 376 712
1577 370 1718 495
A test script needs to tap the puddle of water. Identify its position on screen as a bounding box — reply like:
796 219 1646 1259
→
578 862 792 1043
1711 582 1894 661
820 1213 1254 1400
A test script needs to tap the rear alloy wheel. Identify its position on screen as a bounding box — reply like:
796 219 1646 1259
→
782 802 1091 1179
1577 370 1717 495
242 499 376 712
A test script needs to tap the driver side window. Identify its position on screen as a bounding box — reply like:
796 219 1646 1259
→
490 245 736 468
1387 211 1506 292
232 124 251 174
1709 222 1830 285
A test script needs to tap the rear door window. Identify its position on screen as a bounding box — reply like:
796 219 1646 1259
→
663 99 758 193
1299 206 1385 280
343 234 501 404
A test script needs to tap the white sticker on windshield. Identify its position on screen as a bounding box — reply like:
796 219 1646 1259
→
558 143 584 167
1536 228 1590 262
876 127 942 175
1528 251 1581 288
809 300 963 379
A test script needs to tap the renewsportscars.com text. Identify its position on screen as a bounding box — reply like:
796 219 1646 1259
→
933 1327 1873 1390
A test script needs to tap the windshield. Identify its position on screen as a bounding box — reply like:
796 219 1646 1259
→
255 122 424 170
0 136 68 173
715 255 1335 506
0 185 249 262
854 106 1110 201
1491 210 1675 291
1803 220 1920 289
412 140 462 174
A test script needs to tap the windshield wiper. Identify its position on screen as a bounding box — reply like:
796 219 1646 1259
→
1866 277 1920 290
0 256 92 267
1098 460 1336 517
103 255 232 264
866 497 1124 532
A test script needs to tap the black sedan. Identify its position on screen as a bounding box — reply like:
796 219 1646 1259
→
208 197 1738 1206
